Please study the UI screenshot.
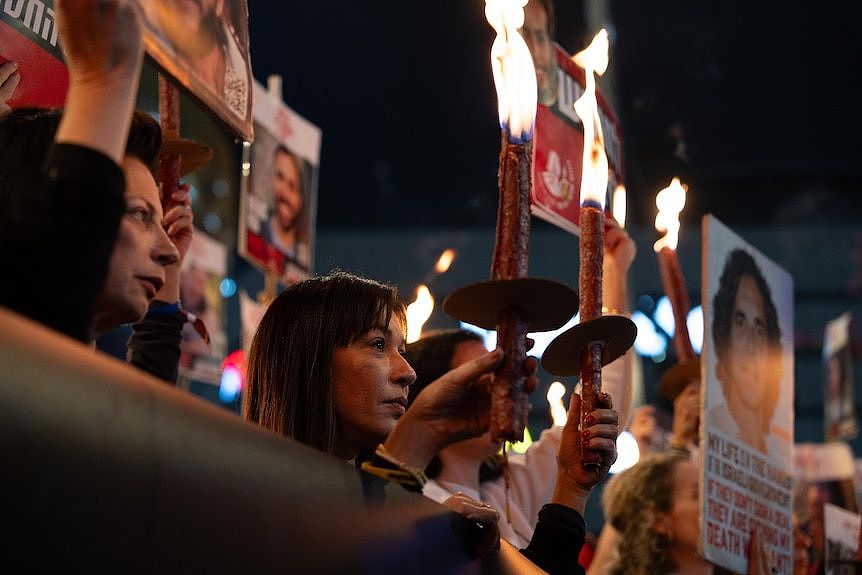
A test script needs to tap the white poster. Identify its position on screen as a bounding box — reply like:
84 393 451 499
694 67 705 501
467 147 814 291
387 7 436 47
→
824 313 857 441
239 80 321 286
700 215 795 573
138 0 254 140
824 503 860 575
178 231 227 384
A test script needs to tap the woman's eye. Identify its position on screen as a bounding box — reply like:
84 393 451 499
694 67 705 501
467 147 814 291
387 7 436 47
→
127 206 149 222
370 338 386 351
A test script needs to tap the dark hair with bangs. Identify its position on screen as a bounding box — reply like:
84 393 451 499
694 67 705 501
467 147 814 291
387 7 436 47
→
243 270 405 457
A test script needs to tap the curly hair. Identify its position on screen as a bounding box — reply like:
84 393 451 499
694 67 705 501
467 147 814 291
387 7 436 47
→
603 452 688 575
711 248 783 435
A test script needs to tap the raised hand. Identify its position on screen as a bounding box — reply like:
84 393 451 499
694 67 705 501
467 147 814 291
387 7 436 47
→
384 349 539 469
56 0 143 87
163 184 194 261
55 0 145 163
553 391 619 513
629 404 658 455
0 60 21 115
671 381 700 447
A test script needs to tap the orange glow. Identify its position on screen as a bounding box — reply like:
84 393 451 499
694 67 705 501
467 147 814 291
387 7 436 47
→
546 381 568 426
612 184 626 228
485 0 537 142
434 249 456 273
572 29 610 208
653 177 688 252
406 285 434 344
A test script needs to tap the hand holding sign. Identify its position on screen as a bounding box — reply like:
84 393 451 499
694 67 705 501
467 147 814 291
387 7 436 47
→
0 60 21 114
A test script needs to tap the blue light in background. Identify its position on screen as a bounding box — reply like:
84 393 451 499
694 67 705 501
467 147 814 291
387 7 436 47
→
653 295 675 337
632 310 668 359
687 305 704 354
203 212 222 234
637 294 655 314
219 277 237 298
212 179 230 198
459 312 581 359
219 366 242 403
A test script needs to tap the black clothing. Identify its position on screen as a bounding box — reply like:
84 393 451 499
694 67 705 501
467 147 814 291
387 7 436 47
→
0 144 125 342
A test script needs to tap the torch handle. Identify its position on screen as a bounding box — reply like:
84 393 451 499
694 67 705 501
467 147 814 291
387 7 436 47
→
158 75 181 213
658 247 695 363
488 131 532 442
491 307 529 442
578 205 604 466
490 134 531 280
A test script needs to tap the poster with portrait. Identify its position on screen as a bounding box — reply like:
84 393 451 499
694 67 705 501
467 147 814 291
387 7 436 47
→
823 312 857 441
824 503 860 575
238 288 265 354
178 231 227 385
239 80 321 285
138 0 253 140
700 215 795 573
795 442 859 575
0 0 68 108
529 43 624 236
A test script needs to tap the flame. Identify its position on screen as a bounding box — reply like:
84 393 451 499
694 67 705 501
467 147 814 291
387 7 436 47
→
434 249 456 273
612 184 626 228
406 285 435 344
546 381 568 426
485 0 537 143
653 177 687 252
572 29 610 209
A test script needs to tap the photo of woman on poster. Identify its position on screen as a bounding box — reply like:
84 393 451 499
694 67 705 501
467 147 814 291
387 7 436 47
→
139 0 253 138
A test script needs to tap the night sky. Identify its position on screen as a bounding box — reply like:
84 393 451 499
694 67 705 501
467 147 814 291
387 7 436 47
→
247 1 862 230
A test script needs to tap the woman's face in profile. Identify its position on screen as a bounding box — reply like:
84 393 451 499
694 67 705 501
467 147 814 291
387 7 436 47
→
723 274 770 410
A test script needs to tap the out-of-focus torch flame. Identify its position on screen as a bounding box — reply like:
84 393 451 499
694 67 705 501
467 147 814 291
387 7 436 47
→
612 184 626 228
653 177 687 252
573 29 609 209
486 0 537 143
406 285 434 344
546 381 568 426
434 249 456 274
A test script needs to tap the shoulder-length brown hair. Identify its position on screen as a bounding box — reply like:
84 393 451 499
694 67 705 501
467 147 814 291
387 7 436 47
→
243 270 405 456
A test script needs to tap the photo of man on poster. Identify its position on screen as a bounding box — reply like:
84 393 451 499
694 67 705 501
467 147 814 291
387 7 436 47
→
709 248 784 456
521 0 559 107
700 215 795 574
259 144 310 266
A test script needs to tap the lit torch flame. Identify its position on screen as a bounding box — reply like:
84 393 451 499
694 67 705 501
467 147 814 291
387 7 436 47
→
546 381 568 426
573 29 609 208
486 0 538 143
612 184 626 228
653 177 687 252
434 249 456 274
406 285 434 344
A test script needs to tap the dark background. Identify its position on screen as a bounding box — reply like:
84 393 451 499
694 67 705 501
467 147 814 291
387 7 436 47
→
247 0 862 230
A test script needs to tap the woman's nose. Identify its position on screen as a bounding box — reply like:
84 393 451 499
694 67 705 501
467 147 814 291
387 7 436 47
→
392 352 416 388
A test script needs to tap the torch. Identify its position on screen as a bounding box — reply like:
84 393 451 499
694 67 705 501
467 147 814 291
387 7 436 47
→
654 177 700 400
541 30 636 467
443 0 578 442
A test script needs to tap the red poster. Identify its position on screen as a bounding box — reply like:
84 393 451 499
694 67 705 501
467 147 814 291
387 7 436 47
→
0 1 68 108
530 44 624 235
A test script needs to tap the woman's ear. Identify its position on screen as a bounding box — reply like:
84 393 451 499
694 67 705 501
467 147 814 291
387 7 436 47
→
652 511 674 541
